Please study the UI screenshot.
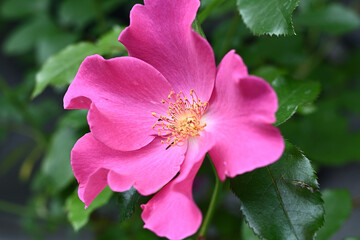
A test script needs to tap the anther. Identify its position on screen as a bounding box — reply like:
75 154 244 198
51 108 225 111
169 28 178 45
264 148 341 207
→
152 90 208 148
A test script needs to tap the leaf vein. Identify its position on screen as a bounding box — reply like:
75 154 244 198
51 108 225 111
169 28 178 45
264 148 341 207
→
266 166 299 240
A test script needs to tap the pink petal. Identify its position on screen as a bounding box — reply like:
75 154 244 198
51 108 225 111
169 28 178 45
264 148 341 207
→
141 132 215 240
205 50 278 124
79 168 108 208
64 55 172 151
119 0 216 101
71 133 186 207
209 122 284 180
204 50 284 180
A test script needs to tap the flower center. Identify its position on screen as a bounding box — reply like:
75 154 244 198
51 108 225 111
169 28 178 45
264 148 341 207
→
152 90 208 149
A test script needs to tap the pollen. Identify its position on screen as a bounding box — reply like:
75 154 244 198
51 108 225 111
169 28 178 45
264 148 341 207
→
152 89 208 148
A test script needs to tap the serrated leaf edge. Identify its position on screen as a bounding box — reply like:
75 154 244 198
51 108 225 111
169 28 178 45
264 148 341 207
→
236 0 300 36
232 141 325 240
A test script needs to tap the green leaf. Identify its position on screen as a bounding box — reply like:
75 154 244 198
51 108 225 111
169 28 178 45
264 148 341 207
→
281 97 360 165
116 187 141 222
59 0 126 29
199 0 237 23
97 26 125 55
211 16 250 60
241 220 260 240
197 0 227 24
297 0 325 13
33 42 99 97
35 32 78 64
3 14 78 65
274 79 320 125
66 186 113 231
236 0 299 35
191 18 207 39
59 109 88 129
279 53 360 166
316 189 352 240
38 110 87 193
41 127 77 191
231 142 324 240
243 36 305 67
101 0 127 12
32 27 126 98
0 0 49 19
295 3 360 35
58 0 97 29
255 66 321 125
3 15 58 55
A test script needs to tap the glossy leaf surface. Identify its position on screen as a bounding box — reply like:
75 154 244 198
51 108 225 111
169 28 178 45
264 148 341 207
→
237 0 299 35
117 187 141 222
231 142 324 240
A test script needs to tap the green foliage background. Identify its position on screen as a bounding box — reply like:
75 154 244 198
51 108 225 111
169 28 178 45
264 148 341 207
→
0 0 359 239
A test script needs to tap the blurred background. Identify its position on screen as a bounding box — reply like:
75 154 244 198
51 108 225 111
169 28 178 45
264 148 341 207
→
0 0 359 239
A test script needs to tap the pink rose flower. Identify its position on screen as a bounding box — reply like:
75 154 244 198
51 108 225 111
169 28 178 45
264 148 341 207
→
64 0 284 239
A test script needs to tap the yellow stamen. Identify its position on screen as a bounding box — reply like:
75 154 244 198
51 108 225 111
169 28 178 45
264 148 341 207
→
152 89 208 149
